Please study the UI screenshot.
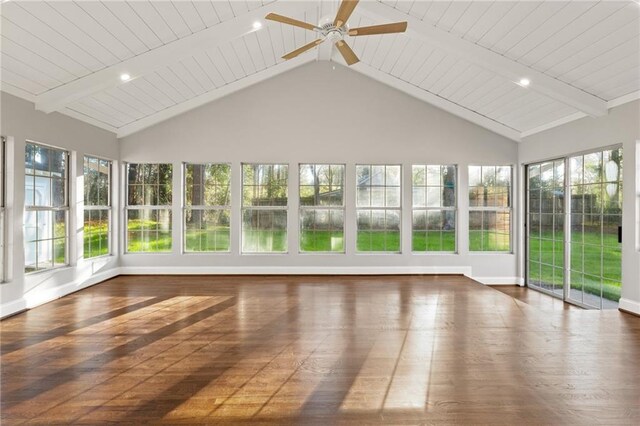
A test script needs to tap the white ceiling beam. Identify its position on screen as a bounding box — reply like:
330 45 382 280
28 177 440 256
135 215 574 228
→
357 1 608 117
60 109 119 134
1 84 36 103
117 54 315 138
34 1 308 113
351 62 522 142
521 91 640 138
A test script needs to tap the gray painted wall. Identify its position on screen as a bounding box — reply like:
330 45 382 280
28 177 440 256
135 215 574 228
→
119 62 519 279
1 93 119 314
2 62 637 316
519 100 640 311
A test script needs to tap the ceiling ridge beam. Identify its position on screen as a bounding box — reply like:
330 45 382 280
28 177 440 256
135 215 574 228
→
351 62 521 142
116 54 316 139
357 1 608 117
34 1 309 113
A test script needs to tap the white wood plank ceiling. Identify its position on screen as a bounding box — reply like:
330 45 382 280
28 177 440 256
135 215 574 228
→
1 0 639 141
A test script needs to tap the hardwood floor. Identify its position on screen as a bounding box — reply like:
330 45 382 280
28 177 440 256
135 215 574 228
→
2 275 639 425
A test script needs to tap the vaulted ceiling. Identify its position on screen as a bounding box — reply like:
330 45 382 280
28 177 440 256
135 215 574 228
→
1 0 639 141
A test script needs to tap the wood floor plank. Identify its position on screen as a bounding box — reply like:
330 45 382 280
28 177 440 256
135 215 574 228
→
1 275 639 424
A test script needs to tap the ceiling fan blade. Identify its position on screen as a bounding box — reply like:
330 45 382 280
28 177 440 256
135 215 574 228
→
266 13 319 31
282 39 324 60
335 40 359 66
348 22 408 36
334 0 359 27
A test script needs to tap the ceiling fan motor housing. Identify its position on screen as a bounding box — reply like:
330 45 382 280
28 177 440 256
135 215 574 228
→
318 15 347 42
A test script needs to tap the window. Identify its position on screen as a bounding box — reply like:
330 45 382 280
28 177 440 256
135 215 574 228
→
24 142 69 272
412 165 456 252
356 165 401 252
468 165 512 252
84 156 111 258
299 164 345 253
0 137 5 281
242 164 288 253
184 163 231 252
126 163 172 253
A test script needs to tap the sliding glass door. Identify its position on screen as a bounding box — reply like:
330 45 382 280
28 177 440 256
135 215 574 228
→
526 147 622 309
527 159 565 297
568 148 622 309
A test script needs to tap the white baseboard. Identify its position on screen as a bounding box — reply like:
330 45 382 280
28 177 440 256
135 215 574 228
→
2 266 526 319
119 265 474 276
469 276 524 285
619 298 640 316
0 268 121 319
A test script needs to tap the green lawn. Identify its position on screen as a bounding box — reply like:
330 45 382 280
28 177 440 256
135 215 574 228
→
242 230 287 253
412 231 456 252
300 231 344 252
186 228 230 252
529 231 621 302
126 219 172 252
357 231 401 252
469 231 510 251
84 221 109 258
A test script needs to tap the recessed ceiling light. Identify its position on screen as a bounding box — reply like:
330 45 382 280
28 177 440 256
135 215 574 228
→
519 78 530 87
253 21 262 30
120 73 131 82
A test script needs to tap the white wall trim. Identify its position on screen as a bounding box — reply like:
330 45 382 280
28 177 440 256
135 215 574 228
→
116 55 315 138
119 266 474 276
1 266 534 319
0 268 121 319
619 297 640 316
470 276 524 285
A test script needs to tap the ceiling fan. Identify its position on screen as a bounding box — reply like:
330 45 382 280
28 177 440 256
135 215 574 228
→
265 0 407 66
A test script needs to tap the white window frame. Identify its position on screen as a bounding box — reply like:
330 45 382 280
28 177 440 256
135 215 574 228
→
124 162 173 254
411 164 457 253
468 165 513 253
83 155 112 259
241 163 289 254
24 141 70 273
182 162 231 254
355 164 403 254
298 163 346 254
0 136 5 282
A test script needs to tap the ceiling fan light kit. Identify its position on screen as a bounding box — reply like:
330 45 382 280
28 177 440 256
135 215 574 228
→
265 0 407 66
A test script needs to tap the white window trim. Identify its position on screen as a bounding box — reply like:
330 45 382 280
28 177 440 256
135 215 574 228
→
411 164 458 254
124 162 173 254
83 155 113 259
355 164 403 254
182 162 232 254
24 141 70 274
298 163 346 255
468 165 513 254
241 163 289 255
